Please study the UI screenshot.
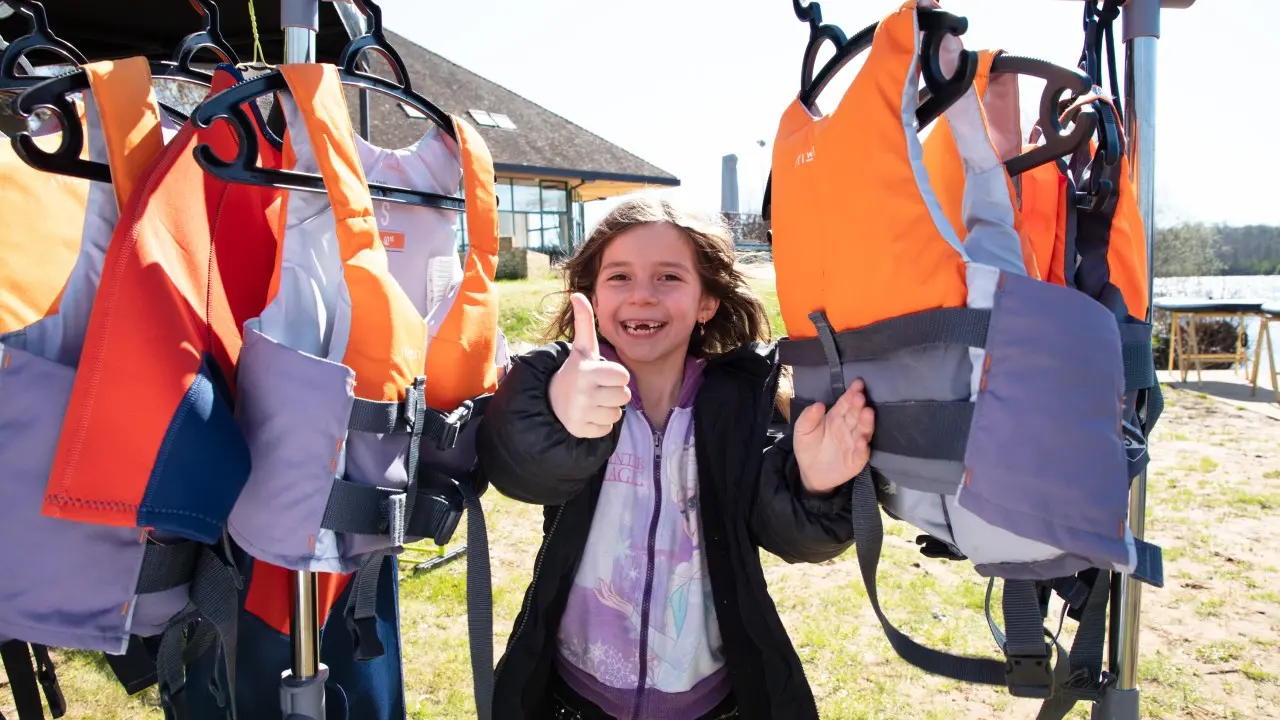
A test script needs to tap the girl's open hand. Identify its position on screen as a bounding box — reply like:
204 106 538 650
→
792 379 875 495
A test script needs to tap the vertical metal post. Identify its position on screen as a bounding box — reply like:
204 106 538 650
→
1095 1 1161 719
278 3 328 720
331 0 371 140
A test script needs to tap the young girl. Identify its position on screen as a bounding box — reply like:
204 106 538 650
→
476 196 875 720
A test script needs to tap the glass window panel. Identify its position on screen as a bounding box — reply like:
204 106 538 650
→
495 178 514 211
498 211 515 239
540 185 567 212
512 182 542 213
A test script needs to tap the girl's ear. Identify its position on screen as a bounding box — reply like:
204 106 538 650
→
698 294 720 324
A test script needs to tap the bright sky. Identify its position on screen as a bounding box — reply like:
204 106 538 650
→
377 0 1274 229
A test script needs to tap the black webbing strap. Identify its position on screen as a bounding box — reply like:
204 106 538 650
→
135 540 202 595
985 579 1054 698
345 379 429 662
791 398 973 464
346 382 472 451
780 307 991 367
1118 321 1158 402
28 645 63 718
457 479 494 720
1 640 53 720
849 465 1008 686
338 472 493 719
1037 570 1114 720
155 545 242 720
808 311 846 398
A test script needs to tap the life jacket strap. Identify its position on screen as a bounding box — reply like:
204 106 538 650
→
848 461 1010 688
347 387 474 451
0 640 64 720
778 307 992 366
154 545 243 720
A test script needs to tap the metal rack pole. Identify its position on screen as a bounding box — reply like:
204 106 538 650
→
278 3 328 720
1095 3 1161 718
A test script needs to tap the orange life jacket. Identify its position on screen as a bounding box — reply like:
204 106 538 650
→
769 0 1160 701
0 60 265 716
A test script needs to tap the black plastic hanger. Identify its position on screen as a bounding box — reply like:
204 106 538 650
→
0 0 87 94
762 1 979 222
10 0 232 114
796 0 978 128
5 0 244 182
151 0 239 86
190 0 465 211
989 53 1100 177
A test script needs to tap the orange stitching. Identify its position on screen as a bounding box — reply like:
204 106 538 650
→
121 600 130 617
963 469 972 487
43 494 140 513
2 353 10 370
309 534 316 552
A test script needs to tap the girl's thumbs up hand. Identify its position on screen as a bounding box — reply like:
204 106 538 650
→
549 293 632 438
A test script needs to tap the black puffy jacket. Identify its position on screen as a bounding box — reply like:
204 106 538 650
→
476 340 855 720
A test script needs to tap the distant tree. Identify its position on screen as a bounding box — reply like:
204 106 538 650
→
1154 222 1226 277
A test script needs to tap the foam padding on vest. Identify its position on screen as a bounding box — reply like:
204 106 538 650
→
772 0 1006 338
920 49 1040 279
0 343 149 653
43 67 271 539
422 118 501 411
228 327 357 571
1018 157 1070 286
958 271 1130 572
278 64 427 404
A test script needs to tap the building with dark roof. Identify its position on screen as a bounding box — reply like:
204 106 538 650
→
0 4 680 255
348 31 679 256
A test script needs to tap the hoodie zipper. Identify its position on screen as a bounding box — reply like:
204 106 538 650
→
631 406 674 720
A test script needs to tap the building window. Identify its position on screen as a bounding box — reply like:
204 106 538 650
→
497 178 572 256
455 177 580 257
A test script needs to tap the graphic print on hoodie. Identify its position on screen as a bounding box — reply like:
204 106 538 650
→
555 354 729 718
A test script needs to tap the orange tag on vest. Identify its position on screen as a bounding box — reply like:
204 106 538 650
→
380 231 405 251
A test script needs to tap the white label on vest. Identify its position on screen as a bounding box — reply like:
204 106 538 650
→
428 255 463 315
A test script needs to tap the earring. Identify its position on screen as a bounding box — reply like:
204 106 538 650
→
698 320 706 335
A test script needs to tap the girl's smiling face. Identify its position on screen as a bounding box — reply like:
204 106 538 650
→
591 222 719 369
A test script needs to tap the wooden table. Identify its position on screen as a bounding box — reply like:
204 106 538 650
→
1249 301 1279 403
1153 298 1268 384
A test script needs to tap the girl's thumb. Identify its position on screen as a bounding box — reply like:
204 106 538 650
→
794 401 825 437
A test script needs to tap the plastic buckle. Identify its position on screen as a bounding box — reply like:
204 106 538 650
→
436 399 473 451
1004 646 1054 699
915 535 967 561
345 610 386 663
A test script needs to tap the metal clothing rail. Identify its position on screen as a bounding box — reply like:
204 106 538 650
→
1054 1 1196 719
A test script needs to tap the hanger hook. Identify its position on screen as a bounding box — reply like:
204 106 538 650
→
5 0 49 32
792 0 823 30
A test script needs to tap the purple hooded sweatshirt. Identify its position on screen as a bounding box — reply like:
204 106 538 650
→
554 349 730 719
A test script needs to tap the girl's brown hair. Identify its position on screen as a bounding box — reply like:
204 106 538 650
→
544 195 771 359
